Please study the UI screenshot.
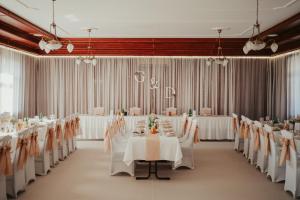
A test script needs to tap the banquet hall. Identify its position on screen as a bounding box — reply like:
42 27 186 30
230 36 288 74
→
0 0 300 199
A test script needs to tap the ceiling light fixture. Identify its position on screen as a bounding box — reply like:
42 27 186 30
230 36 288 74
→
76 28 97 66
206 28 229 67
243 0 278 54
38 0 74 54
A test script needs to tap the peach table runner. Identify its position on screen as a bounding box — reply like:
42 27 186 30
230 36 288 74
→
145 134 160 161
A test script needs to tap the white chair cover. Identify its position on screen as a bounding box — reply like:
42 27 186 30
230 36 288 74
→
179 117 193 143
0 135 12 200
248 121 259 165
178 113 188 138
200 107 212 116
281 130 300 198
49 122 59 167
242 117 251 159
93 107 105 116
35 125 51 176
233 113 243 151
256 122 268 173
58 119 68 160
109 120 134 176
6 130 27 198
166 107 177 116
129 107 142 116
265 125 285 182
25 127 36 184
174 119 198 169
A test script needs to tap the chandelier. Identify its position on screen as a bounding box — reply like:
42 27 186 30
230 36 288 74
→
38 0 74 54
75 28 97 66
243 0 278 54
206 28 229 67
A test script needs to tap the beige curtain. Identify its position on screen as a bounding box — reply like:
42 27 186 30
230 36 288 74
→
0 47 36 118
36 56 269 119
267 51 300 120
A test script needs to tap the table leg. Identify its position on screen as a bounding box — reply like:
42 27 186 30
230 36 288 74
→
136 161 151 180
154 161 170 180
136 161 170 180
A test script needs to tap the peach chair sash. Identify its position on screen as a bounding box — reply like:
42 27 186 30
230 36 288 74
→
104 126 112 152
194 126 199 144
232 117 238 132
264 131 275 156
56 124 62 146
254 127 261 152
243 123 250 139
70 120 76 137
279 138 295 166
64 122 70 140
29 132 40 157
239 122 245 138
75 117 80 130
17 137 29 170
46 128 55 152
0 143 13 176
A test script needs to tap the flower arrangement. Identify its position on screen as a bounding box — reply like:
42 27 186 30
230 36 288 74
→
148 113 159 133
188 109 193 117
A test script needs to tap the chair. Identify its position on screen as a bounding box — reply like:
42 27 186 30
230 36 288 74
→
65 117 75 154
25 127 38 184
55 119 68 161
129 107 142 116
49 122 59 167
233 113 242 151
179 113 188 137
57 120 68 160
199 107 212 116
235 115 246 152
0 135 13 200
35 125 51 176
179 117 193 143
265 125 285 182
281 130 300 198
256 122 268 173
242 117 251 159
106 120 134 176
94 107 105 116
248 121 259 165
295 123 300 134
174 119 198 169
165 107 177 116
6 130 28 198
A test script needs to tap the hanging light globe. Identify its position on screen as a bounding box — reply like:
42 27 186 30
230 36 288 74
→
67 43 74 53
39 39 47 50
270 42 278 53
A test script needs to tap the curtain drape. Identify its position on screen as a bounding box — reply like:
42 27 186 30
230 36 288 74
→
2 45 299 121
0 47 36 118
36 56 269 119
267 51 300 120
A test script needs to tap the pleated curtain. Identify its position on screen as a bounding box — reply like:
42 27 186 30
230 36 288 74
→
35 56 269 119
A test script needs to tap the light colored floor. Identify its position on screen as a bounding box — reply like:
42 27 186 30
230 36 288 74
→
17 141 294 200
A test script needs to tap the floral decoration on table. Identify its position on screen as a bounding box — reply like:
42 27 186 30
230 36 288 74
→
148 113 159 134
188 109 193 117
121 108 128 116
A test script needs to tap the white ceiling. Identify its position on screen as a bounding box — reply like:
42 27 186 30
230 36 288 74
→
0 0 299 38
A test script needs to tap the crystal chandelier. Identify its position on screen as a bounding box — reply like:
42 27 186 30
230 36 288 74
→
38 0 74 54
206 28 229 67
243 0 278 54
75 28 97 66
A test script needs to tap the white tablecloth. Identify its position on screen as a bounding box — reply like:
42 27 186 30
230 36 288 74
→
123 135 182 166
78 115 234 140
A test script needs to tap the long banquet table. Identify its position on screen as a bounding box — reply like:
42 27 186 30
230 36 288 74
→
78 114 234 140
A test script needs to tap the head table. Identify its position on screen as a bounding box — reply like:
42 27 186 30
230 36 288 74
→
78 114 233 140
